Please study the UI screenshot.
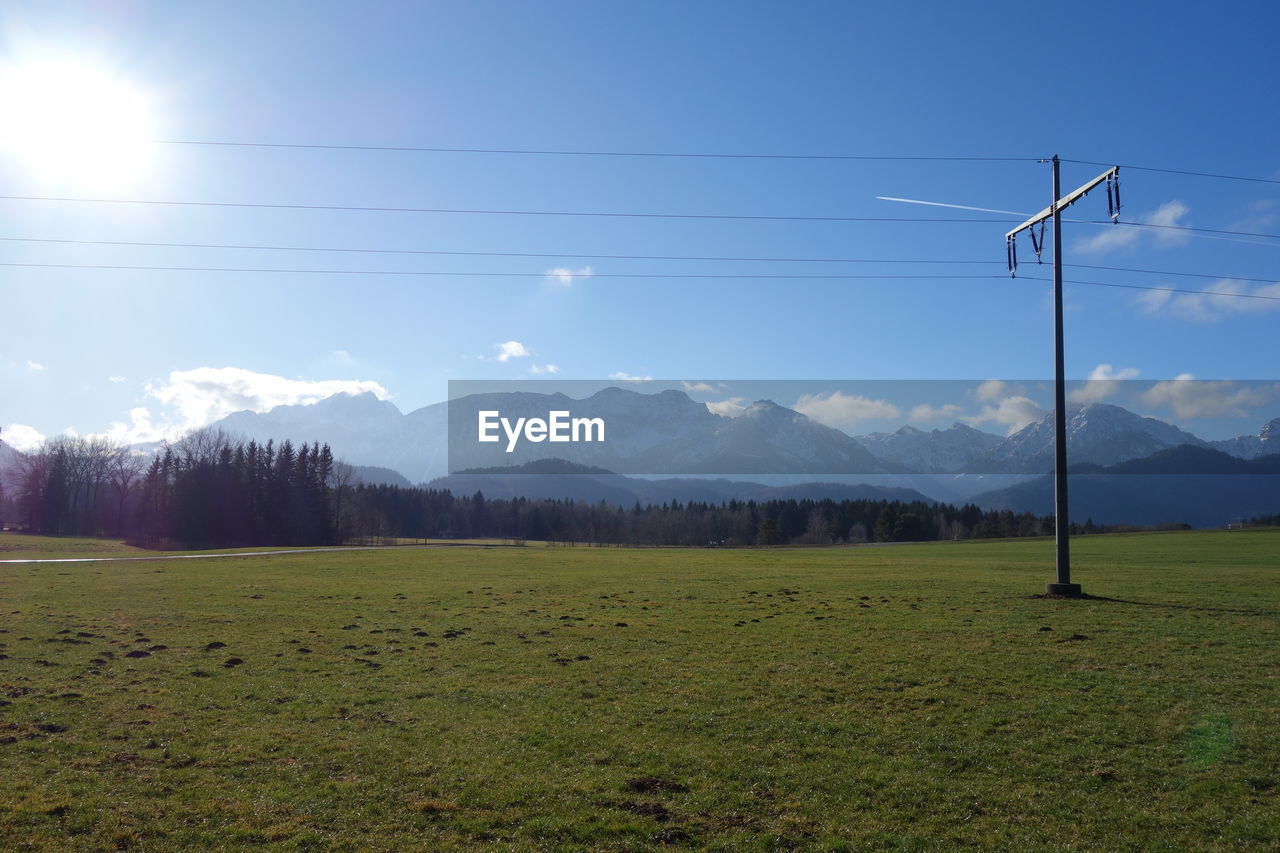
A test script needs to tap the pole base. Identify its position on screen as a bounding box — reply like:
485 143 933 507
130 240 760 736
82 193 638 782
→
1045 582 1083 597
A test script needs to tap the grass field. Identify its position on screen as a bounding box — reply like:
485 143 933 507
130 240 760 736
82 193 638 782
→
0 534 156 561
0 533 540 561
0 534 350 562
1 530 1277 850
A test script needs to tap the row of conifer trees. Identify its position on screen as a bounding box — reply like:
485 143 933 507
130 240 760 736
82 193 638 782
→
8 430 1057 548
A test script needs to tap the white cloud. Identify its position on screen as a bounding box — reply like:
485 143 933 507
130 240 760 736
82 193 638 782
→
493 340 531 362
1068 364 1140 405
609 371 653 383
1076 200 1190 253
332 349 353 363
1140 375 1273 419
1136 287 1173 313
964 395 1047 435
973 380 1013 402
681 381 721 394
705 396 749 417
144 367 389 437
529 363 560 375
26 360 45 371
1139 201 1192 246
1232 199 1278 235
1136 279 1280 323
108 375 126 383
14 367 396 450
2 423 46 452
793 391 901 430
545 266 594 286
95 407 170 446
908 403 962 423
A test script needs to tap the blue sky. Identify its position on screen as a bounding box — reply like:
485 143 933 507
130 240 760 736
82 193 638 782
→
2 0 1278 449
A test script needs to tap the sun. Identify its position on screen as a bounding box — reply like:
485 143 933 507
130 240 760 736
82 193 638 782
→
0 58 155 187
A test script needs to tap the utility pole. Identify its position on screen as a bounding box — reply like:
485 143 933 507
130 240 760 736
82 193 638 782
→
1006 155 1120 597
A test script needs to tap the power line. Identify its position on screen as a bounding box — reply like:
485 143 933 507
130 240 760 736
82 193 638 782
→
141 142 1280 186
4 260 1277 301
1020 275 1280 302
3 235 1273 282
0 236 999 265
1062 158 1280 186
5 195 1277 239
154 139 1036 163
0 194 1017 224
130 140 1280 185
880 196 1280 246
1067 262 1278 285
1087 219 1280 241
0 262 1005 280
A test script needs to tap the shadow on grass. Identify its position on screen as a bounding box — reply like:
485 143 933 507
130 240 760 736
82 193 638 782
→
1031 592 1280 618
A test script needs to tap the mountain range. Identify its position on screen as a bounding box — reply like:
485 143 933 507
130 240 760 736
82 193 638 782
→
855 422 1003 473
216 391 448 481
4 389 1275 527
0 439 22 493
0 439 20 469
964 404 1209 473
447 388 896 475
212 387 900 481
198 389 1279 482
858 403 1279 474
976 445 1280 527
434 458 933 506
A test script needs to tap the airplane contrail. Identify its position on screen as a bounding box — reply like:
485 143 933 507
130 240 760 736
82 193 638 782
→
875 196 1030 217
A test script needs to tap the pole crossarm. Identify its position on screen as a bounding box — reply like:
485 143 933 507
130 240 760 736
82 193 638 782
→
1006 166 1119 240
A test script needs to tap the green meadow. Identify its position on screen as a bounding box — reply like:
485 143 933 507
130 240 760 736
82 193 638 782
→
1 530 1277 850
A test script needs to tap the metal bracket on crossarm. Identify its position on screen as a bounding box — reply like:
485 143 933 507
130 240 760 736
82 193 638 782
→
1006 164 1119 277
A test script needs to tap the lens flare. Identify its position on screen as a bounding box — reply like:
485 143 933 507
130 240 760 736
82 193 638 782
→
0 59 155 187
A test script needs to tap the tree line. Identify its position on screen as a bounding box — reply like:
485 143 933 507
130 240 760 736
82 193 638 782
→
4 430 1074 549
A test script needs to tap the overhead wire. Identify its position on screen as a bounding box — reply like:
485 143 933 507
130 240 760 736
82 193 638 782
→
1085 220 1280 241
0 236 1000 265
1017 275 1280 302
3 195 1276 240
3 260 1277 302
2 146 1274 303
0 262 1007 280
0 193 1019 224
142 140 1280 186
152 139 1037 163
2 235 1274 283
1061 158 1280 186
1066 262 1278 285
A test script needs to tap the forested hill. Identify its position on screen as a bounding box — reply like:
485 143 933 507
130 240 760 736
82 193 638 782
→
6 432 1067 549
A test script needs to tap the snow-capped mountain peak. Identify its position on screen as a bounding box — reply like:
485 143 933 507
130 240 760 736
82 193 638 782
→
966 402 1209 473
856 421 1002 474
1210 415 1280 460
